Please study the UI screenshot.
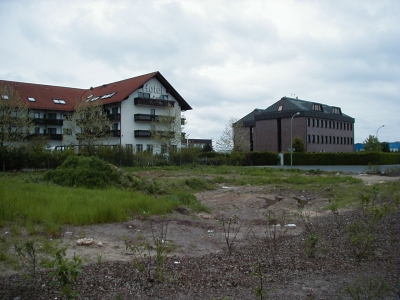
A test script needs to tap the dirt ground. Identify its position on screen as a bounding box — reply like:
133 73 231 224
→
1 173 399 299
54 174 398 266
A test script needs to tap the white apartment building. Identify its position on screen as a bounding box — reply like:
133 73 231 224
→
0 72 192 153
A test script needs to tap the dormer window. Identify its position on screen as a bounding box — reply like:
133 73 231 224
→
332 107 341 114
312 104 323 111
278 105 283 111
27 97 36 102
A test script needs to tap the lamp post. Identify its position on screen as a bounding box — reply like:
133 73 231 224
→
290 112 300 168
376 125 385 152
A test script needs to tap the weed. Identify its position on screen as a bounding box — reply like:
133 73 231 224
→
220 214 252 256
49 247 82 300
125 220 169 282
345 221 375 262
343 276 390 299
304 234 320 258
264 210 288 264
252 261 269 300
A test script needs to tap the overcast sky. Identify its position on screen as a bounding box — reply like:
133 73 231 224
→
1 0 399 144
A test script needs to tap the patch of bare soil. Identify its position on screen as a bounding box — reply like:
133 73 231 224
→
1 174 399 299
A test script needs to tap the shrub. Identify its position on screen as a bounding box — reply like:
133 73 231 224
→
43 156 121 189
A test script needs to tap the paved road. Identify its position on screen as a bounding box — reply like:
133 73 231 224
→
262 164 400 174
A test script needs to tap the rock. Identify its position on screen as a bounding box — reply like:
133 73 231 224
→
76 238 94 246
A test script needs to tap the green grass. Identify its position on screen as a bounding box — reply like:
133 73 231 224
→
0 175 209 229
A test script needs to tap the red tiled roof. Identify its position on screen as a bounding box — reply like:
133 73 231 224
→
0 71 192 111
0 80 85 111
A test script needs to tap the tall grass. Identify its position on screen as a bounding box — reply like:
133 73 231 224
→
0 176 208 227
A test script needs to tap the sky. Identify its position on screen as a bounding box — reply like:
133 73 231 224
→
0 0 399 145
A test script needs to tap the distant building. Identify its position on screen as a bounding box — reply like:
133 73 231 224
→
181 139 212 149
238 96 355 153
0 72 192 153
355 142 400 152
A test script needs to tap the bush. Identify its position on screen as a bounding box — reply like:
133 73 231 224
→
43 156 121 189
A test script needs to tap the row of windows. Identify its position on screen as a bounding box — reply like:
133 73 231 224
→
307 118 353 130
308 135 353 145
135 144 177 154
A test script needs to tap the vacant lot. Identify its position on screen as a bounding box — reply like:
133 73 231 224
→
1 167 399 299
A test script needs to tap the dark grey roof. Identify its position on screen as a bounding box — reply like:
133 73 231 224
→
238 109 263 127
255 97 354 122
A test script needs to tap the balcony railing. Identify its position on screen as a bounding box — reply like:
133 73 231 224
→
134 130 151 138
134 114 159 122
134 97 175 108
33 118 63 126
107 114 121 121
109 130 121 137
29 133 63 140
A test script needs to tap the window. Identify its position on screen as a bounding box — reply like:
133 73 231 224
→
329 136 332 144
325 136 328 144
316 119 319 127
27 97 36 102
312 135 315 143
101 92 116 99
34 112 40 119
312 119 315 127
332 107 341 114
312 104 323 111
150 109 155 115
138 92 150 98
53 99 66 104
308 135 311 143
307 118 311 126
161 95 168 100
113 123 118 130
278 105 283 111
321 136 324 144
136 144 143 152
112 107 119 114
321 120 324 128
34 127 40 134
48 128 57 134
340 137 343 144
47 113 56 120
329 121 332 129
161 144 167 154
337 137 339 144
325 120 327 128
317 135 320 143
146 144 153 153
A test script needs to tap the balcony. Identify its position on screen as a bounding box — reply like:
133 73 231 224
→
134 97 175 108
134 114 159 122
33 118 63 126
109 129 121 137
134 130 151 138
29 133 63 140
107 113 121 121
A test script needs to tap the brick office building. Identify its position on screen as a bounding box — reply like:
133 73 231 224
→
239 97 355 153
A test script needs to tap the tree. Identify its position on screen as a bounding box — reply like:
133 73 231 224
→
292 136 305 152
363 135 381 152
71 97 111 156
202 143 213 152
0 83 33 147
380 142 390 153
216 117 250 153
150 104 183 155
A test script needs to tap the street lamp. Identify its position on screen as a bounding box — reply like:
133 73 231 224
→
376 125 385 152
290 112 300 168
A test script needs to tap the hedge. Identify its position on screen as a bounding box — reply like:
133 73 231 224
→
283 152 400 166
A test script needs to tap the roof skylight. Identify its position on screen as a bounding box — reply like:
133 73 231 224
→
53 99 66 104
101 92 116 99
28 97 36 102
